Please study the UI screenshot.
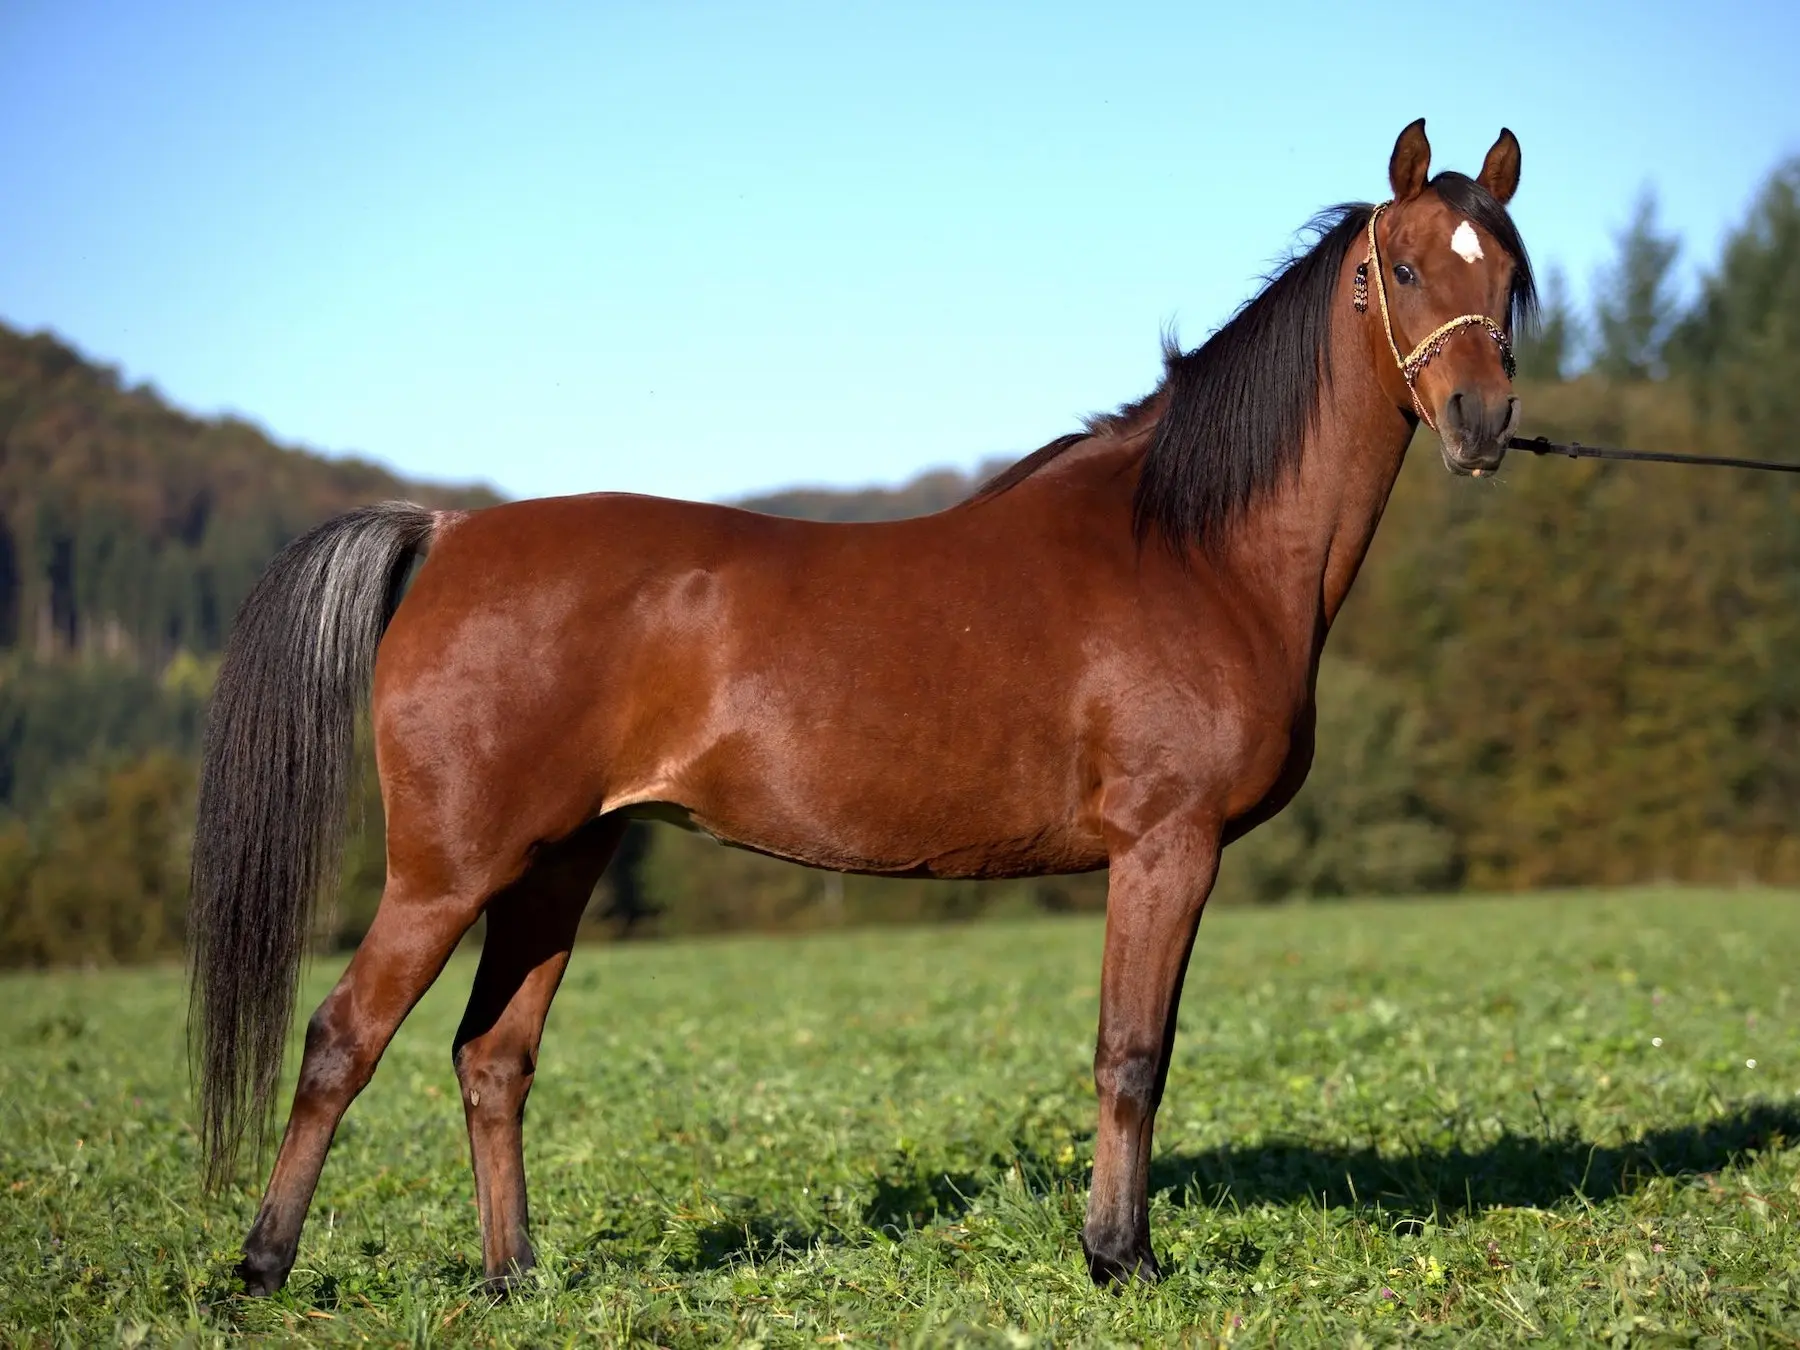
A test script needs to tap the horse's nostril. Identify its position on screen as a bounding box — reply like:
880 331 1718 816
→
1444 391 1466 432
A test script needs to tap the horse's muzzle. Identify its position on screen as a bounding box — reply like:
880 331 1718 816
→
1438 388 1521 475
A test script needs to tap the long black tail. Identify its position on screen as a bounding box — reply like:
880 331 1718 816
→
187 501 438 1189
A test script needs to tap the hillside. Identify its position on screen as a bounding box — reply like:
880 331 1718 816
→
0 325 497 664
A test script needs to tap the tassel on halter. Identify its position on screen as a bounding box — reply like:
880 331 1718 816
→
1357 203 1515 431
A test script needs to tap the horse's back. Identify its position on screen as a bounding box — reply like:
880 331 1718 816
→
370 481 1310 875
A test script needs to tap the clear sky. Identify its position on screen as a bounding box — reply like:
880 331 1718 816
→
3 1 1797 503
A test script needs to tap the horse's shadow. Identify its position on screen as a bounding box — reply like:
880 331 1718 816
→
557 1102 1794 1277
1147 1101 1797 1220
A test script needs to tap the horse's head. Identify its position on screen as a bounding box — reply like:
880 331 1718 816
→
1360 119 1534 476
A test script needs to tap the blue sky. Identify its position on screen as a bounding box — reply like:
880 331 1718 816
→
3 1 1797 503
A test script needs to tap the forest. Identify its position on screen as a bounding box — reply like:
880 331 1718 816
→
0 159 1796 965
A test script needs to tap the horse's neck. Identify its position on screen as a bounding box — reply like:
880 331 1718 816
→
1223 341 1414 647
1008 325 1412 651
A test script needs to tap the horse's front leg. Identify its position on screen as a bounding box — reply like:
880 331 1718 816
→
1082 808 1221 1285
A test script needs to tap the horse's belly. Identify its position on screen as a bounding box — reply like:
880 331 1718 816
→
616 744 1104 881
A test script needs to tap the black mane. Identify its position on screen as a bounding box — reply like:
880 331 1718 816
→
1129 202 1373 552
980 174 1534 554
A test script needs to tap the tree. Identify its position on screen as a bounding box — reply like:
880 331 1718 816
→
1669 159 1800 456
1514 266 1578 382
1592 189 1682 380
0 752 194 966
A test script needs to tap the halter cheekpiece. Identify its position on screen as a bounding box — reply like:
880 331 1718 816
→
1352 202 1516 431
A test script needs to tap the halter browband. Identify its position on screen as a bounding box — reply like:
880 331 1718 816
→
1352 202 1516 432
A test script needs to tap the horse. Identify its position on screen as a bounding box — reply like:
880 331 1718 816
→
188 118 1534 1293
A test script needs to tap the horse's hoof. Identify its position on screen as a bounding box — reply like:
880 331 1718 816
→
479 1260 537 1298
1082 1234 1163 1287
235 1257 290 1298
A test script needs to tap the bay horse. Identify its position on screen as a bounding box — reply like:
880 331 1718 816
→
189 119 1534 1293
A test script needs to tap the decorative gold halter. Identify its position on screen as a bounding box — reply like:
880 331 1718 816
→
1352 202 1516 431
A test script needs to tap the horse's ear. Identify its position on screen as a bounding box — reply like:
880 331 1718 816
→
1478 128 1521 205
1388 118 1431 201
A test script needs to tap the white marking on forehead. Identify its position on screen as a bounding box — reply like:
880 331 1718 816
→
1450 220 1484 264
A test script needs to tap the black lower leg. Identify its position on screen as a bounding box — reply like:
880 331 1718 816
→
237 1002 372 1293
1082 1049 1163 1284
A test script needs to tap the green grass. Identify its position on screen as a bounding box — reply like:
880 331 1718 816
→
2 890 1798 1346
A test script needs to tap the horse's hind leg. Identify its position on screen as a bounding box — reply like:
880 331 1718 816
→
237 872 483 1295
452 816 625 1291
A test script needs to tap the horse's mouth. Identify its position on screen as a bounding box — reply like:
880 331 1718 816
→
1440 443 1506 478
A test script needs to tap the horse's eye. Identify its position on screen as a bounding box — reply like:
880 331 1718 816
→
1393 263 1418 286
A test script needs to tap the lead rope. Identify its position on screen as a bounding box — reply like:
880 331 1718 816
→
1352 203 1516 432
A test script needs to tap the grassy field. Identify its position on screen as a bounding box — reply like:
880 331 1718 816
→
2 890 1797 1346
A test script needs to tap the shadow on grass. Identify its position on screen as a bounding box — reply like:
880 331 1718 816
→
1148 1101 1800 1218
865 1164 981 1235
664 1208 818 1272
276 1107 1793 1292
659 1154 988 1269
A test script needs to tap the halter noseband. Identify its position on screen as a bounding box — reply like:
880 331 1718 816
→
1352 203 1516 432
